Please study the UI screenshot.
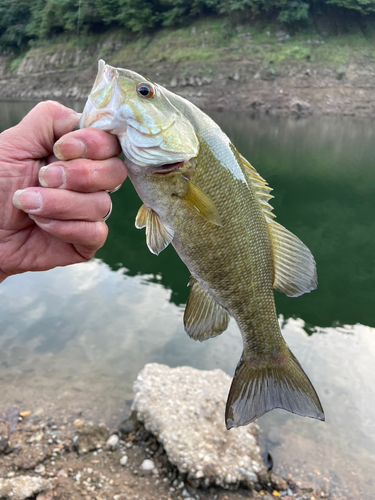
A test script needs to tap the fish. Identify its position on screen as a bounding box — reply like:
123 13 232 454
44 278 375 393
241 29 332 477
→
79 60 325 429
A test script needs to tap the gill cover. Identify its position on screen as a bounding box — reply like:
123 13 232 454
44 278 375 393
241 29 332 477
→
80 60 199 167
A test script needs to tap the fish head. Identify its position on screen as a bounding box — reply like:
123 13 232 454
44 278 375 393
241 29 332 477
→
80 60 199 167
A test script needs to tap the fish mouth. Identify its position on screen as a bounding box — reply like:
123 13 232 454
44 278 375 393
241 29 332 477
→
81 110 115 128
152 161 185 175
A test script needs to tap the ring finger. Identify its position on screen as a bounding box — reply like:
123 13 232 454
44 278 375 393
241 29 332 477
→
13 187 111 222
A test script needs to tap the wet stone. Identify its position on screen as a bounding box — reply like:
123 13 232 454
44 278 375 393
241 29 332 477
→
132 363 267 489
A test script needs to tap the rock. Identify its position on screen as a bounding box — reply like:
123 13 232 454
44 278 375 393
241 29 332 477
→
106 434 119 449
132 363 266 489
140 459 155 471
0 476 50 500
73 418 85 427
19 411 31 418
74 424 109 455
118 415 138 435
119 455 128 466
34 464 46 474
290 99 311 115
0 438 9 455
57 469 68 478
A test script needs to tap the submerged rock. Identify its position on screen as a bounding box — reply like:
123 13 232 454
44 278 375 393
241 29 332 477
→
0 476 50 500
132 363 266 489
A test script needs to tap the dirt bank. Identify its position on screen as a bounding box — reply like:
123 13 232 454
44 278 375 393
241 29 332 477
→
0 27 374 117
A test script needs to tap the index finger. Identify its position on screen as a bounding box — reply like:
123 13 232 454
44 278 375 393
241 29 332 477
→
54 128 122 161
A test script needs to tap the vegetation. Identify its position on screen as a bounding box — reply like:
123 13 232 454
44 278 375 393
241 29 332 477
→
0 0 375 53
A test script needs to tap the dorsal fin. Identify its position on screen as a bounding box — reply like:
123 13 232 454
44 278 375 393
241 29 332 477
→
268 220 317 297
240 154 275 219
240 155 317 297
184 278 230 341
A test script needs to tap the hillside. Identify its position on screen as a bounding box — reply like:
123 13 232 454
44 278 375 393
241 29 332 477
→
1 18 375 116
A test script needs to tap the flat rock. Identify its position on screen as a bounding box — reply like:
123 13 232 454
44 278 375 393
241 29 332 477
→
0 475 50 500
132 363 266 489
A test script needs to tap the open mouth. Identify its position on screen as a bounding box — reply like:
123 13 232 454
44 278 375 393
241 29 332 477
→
152 162 185 175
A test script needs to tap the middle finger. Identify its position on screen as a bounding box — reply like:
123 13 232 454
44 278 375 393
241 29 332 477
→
39 157 127 192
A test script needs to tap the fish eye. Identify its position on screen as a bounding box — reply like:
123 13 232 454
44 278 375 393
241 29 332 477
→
136 82 155 99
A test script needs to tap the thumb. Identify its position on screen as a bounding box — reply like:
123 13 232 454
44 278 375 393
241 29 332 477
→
1 101 80 161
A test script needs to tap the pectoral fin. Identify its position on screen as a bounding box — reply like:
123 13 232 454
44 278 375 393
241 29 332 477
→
135 205 174 255
184 278 229 341
178 178 223 226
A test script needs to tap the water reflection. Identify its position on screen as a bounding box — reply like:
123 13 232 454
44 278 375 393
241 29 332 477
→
0 260 374 499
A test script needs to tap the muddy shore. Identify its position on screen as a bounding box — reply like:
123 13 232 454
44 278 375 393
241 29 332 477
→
0 406 333 500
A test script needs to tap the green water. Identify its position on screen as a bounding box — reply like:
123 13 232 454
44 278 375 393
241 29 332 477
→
0 102 374 499
100 112 375 330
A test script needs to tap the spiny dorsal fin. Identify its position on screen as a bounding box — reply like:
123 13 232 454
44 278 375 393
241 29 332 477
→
240 155 317 297
178 177 223 226
184 278 230 341
240 155 275 219
135 204 174 255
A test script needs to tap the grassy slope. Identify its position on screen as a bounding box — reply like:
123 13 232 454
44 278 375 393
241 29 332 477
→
11 17 375 75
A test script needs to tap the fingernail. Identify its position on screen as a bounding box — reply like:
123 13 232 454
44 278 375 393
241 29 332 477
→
39 165 66 188
53 138 87 160
13 189 42 211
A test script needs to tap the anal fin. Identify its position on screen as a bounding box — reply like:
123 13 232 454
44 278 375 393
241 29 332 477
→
184 279 229 341
135 204 174 255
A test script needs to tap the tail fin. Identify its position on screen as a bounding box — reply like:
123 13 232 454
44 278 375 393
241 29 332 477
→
225 347 325 429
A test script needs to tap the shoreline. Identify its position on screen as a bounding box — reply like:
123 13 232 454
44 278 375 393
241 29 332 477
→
1 74 374 118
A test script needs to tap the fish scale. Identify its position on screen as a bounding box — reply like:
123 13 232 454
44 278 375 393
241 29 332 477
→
80 60 325 429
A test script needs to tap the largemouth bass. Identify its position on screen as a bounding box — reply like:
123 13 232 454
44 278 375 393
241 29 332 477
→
80 60 325 428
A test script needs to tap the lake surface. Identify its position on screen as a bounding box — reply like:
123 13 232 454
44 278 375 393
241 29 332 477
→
0 101 374 499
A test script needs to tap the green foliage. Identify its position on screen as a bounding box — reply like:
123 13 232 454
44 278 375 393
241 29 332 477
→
278 1 310 24
0 0 374 52
326 0 375 14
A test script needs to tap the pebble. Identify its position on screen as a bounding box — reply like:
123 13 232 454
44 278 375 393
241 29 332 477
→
57 469 68 478
140 459 155 471
106 434 119 449
19 410 32 418
119 455 128 466
34 464 46 474
33 408 44 417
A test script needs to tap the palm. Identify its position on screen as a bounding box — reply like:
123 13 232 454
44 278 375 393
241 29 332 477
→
0 101 126 283
0 156 87 279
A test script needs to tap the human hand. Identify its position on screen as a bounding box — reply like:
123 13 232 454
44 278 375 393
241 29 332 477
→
0 100 127 283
